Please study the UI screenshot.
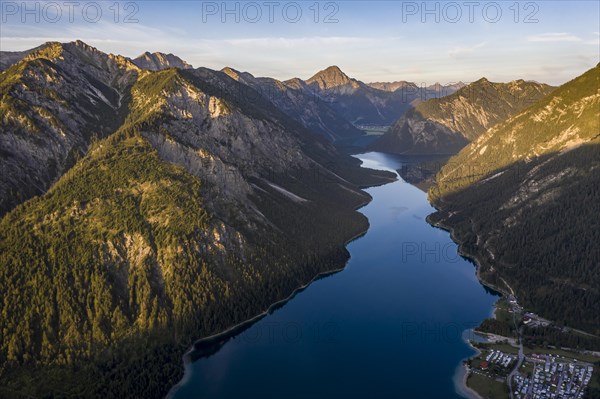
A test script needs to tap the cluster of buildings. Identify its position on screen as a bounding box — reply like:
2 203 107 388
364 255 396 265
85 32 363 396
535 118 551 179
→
481 349 516 369
513 356 594 399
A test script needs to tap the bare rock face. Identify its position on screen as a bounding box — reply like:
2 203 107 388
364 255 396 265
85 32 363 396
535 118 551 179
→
132 51 193 71
372 111 469 155
222 66 364 142
0 41 140 215
306 65 361 93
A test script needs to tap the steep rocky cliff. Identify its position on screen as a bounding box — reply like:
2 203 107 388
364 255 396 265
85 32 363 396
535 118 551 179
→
0 40 139 215
222 66 364 142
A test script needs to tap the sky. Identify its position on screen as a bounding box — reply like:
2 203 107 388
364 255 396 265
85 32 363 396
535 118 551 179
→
1 0 599 85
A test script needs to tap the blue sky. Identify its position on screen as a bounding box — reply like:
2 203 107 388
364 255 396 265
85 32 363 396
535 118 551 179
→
1 1 599 85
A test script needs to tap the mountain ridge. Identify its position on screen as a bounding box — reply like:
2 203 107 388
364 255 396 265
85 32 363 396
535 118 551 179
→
0 40 140 215
132 51 194 71
0 40 395 398
370 77 555 154
428 64 600 333
220 66 365 142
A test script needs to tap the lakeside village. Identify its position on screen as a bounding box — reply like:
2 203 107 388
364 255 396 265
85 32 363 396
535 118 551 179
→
464 295 600 399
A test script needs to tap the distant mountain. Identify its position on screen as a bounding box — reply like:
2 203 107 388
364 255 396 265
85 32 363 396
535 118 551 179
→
368 81 415 92
304 66 456 126
429 64 600 333
370 78 555 154
0 41 393 398
222 66 364 142
132 51 193 71
368 81 465 95
426 81 467 93
306 65 362 93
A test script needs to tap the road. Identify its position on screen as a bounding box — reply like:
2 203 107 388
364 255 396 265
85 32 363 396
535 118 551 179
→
507 302 525 399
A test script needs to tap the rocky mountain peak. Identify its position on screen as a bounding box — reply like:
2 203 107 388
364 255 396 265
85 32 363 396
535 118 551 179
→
133 51 193 71
71 39 98 52
221 66 256 84
306 65 357 90
368 81 416 92
283 77 308 90
473 77 491 85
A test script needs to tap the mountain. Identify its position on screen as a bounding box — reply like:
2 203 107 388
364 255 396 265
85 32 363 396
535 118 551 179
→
0 40 139 216
368 81 416 92
426 81 467 95
0 41 395 398
221 66 364 142
305 66 455 126
370 78 555 155
132 51 193 71
0 44 48 71
368 80 465 95
428 64 600 333
306 65 361 93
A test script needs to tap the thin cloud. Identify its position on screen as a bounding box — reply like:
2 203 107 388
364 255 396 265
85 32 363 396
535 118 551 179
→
586 32 600 46
527 33 582 43
448 42 486 58
222 36 376 48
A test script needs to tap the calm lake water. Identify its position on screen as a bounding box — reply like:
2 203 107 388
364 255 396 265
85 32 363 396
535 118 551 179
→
169 152 499 399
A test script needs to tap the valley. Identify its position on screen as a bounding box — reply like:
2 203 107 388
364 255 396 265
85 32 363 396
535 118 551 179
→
0 35 598 399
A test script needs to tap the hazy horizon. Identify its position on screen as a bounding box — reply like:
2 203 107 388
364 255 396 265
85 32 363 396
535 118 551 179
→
1 1 599 85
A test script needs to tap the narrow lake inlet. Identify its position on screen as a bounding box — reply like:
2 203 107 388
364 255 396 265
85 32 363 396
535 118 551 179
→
170 152 500 399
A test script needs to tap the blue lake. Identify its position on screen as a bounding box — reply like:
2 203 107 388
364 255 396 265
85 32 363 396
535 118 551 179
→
170 152 499 399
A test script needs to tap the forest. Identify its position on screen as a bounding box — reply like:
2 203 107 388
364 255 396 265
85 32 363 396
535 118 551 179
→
0 66 394 398
429 144 600 334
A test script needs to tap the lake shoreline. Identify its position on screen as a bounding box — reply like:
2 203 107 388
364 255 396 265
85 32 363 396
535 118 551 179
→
169 153 497 399
454 359 485 399
167 167 391 398
425 203 509 399
425 210 510 297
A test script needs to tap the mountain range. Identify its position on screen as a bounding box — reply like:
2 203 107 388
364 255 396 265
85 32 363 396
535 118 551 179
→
0 40 395 398
1 40 598 399
368 80 465 94
370 78 555 154
305 65 463 126
429 63 600 334
0 40 138 216
221 66 364 142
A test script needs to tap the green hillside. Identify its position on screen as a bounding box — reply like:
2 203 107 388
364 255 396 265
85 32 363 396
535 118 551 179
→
0 45 394 398
428 65 600 333
432 65 599 198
